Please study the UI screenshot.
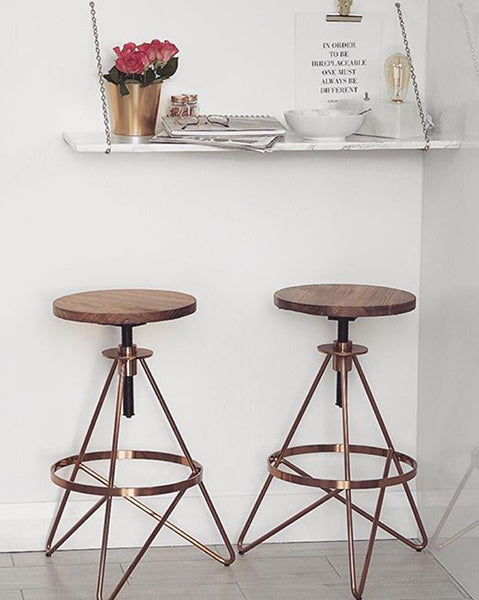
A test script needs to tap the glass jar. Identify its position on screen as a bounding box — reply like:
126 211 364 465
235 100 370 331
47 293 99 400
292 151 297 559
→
187 94 199 117
170 94 189 117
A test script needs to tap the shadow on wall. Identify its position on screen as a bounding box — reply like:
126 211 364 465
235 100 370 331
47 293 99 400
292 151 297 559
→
419 1 479 598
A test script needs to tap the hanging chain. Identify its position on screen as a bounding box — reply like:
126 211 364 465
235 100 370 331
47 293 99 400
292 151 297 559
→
89 1 112 154
395 2 430 151
459 3 479 84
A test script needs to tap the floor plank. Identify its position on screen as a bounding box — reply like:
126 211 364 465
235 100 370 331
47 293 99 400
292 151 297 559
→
0 563 123 591
123 558 238 586
0 542 472 600
231 539 417 559
0 592 22 600
23 588 104 600
327 551 451 583
239 580 467 600
234 555 341 586
12 545 210 567
0 557 12 569
22 584 246 600
108 583 245 600
321 581 467 600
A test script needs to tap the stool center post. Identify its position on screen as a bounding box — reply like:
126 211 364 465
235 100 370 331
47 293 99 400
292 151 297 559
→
121 325 136 418
331 318 355 408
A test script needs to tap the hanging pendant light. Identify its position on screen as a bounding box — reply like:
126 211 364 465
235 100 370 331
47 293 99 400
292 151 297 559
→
385 53 411 103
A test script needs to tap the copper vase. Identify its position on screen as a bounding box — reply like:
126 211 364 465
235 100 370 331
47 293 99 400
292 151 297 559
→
107 82 162 136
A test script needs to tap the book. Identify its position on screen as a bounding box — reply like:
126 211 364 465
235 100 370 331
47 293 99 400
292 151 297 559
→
150 131 283 152
161 115 286 138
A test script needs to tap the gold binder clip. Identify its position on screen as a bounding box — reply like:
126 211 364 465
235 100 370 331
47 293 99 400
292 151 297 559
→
327 0 363 22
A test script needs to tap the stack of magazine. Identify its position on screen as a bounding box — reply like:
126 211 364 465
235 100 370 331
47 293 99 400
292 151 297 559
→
151 115 286 152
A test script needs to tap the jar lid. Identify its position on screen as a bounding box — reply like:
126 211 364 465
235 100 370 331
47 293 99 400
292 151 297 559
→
187 94 198 102
171 94 188 103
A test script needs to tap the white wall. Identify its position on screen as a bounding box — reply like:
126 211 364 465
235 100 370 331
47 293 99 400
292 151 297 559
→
419 1 479 597
0 0 427 551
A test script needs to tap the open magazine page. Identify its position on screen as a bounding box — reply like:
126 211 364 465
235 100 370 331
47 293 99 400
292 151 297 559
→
150 131 283 152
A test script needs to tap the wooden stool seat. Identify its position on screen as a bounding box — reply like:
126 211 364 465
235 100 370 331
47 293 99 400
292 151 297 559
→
274 284 416 319
53 289 197 326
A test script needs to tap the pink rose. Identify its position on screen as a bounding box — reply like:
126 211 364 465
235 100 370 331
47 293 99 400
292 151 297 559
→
137 42 156 63
112 42 149 75
113 42 137 57
149 39 179 63
111 39 178 76
115 50 149 75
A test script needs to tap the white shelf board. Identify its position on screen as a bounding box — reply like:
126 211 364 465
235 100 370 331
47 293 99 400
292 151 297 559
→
63 131 462 153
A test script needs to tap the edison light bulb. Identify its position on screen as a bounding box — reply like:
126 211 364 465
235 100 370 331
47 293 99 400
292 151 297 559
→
385 53 411 103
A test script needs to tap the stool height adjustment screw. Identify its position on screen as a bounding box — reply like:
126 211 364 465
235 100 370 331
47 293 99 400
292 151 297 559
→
334 318 351 408
121 325 135 418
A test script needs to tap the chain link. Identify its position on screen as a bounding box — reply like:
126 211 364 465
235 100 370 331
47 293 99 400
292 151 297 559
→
395 2 430 151
89 1 112 155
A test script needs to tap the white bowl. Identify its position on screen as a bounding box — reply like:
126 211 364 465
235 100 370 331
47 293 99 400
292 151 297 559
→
284 101 368 141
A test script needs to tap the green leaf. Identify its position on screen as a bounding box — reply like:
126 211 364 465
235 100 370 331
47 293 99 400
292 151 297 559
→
104 66 120 85
144 69 157 86
119 80 130 96
158 57 179 81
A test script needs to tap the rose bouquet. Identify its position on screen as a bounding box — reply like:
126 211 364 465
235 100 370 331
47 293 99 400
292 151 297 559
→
104 39 179 97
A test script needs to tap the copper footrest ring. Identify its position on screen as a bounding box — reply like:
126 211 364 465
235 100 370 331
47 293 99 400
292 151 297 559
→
268 444 417 490
51 450 203 498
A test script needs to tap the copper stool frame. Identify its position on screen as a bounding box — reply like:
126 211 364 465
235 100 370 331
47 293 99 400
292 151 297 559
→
238 334 428 600
46 344 235 600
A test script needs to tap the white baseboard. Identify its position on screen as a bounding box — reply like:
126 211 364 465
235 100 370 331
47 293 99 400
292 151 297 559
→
1 489 419 552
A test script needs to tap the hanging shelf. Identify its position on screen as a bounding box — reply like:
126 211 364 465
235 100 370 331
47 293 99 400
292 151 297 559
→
63 131 461 153
66 1 461 155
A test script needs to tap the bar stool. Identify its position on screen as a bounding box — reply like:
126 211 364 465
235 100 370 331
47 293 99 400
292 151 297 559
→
46 289 235 600
238 284 428 600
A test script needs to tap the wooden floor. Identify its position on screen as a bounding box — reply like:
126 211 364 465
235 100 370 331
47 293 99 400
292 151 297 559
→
0 540 472 600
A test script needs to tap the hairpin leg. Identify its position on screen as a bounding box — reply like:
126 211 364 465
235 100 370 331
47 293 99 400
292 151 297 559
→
339 359 361 599
107 489 187 600
48 341 236 599
237 354 332 554
237 341 427 600
139 357 236 566
96 364 125 600
46 361 117 556
358 450 393 596
353 356 428 551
